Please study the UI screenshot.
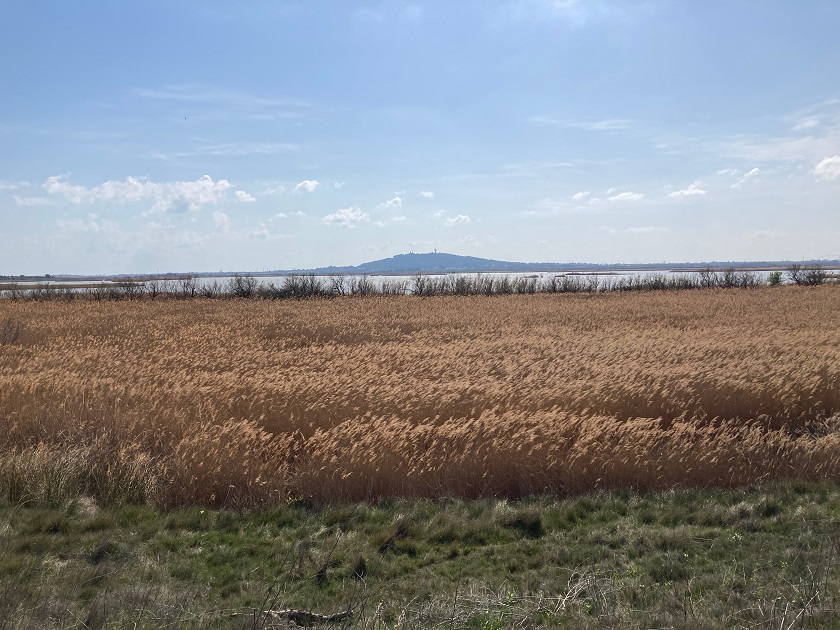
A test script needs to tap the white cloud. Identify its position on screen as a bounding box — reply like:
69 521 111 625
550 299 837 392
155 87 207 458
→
608 191 644 202
57 212 102 233
0 180 28 191
731 167 760 189
373 216 406 227
457 235 481 247
13 195 49 206
716 168 738 176
263 184 285 195
419 191 435 199
572 191 591 201
814 156 840 180
668 182 707 198
409 239 441 250
250 223 270 239
323 206 369 228
334 182 345 189
626 226 666 234
235 190 256 203
444 214 470 225
294 179 320 193
212 211 231 232
275 212 287 219
43 174 231 213
293 210 306 217
378 196 403 209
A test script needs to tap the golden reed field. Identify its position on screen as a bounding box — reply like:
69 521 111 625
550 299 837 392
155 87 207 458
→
1 286 839 509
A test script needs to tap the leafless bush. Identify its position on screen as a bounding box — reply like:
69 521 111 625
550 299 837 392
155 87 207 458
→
1 318 24 345
227 274 258 298
178 275 198 299
199 280 223 299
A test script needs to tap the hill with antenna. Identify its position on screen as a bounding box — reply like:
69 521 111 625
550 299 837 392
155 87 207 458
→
266 252 840 276
273 252 565 275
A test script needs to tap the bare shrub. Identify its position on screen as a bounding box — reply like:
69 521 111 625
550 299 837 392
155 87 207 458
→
226 273 258 298
1 318 24 345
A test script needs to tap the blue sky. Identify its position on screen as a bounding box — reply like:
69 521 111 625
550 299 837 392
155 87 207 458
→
2 1 839 274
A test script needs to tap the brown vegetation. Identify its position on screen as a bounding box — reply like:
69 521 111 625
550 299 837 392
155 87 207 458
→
1 286 839 508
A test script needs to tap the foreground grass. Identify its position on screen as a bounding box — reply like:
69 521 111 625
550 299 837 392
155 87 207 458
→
2 484 839 629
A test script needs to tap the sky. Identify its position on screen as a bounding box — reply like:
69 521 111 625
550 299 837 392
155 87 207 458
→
2 1 840 275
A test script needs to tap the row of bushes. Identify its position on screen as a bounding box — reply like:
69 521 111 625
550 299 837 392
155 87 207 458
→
0 266 835 302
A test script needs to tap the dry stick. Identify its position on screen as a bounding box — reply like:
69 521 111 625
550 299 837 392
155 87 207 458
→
233 608 353 626
256 519 356 629
449 556 463 630
255 544 295 630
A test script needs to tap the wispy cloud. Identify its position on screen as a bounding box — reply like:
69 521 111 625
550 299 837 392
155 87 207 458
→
152 142 300 161
0 180 29 191
212 211 231 232
784 98 840 132
355 4 423 23
571 191 591 201
323 207 369 228
373 216 406 227
13 195 49 206
608 191 644 202
731 168 760 189
499 0 628 27
719 135 836 163
294 179 320 193
378 196 403 209
419 191 435 199
249 223 270 239
530 116 633 131
626 226 666 234
235 190 256 203
501 160 575 173
668 182 707 198
133 84 311 121
444 214 470 225
262 183 286 195
814 155 840 180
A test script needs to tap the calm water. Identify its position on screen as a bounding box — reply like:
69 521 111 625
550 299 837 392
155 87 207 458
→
3 268 790 292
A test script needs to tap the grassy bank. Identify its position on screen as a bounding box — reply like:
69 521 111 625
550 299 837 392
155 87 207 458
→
2 484 839 628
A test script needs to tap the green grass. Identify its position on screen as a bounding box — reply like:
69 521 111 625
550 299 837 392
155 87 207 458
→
1 484 839 628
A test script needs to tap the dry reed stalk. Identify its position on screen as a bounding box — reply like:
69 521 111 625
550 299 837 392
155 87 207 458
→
0 286 838 507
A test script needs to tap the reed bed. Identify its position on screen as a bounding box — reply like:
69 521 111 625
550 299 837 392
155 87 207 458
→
1 286 838 508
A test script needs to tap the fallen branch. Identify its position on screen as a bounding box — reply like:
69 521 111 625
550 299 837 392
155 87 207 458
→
232 608 353 627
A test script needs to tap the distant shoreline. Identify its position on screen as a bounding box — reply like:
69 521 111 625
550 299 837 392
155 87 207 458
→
4 257 839 283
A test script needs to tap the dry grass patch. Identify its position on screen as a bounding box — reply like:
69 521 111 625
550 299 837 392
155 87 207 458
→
0 286 838 507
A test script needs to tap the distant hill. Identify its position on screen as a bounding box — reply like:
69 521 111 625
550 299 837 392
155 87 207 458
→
265 252 840 276
272 253 571 275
